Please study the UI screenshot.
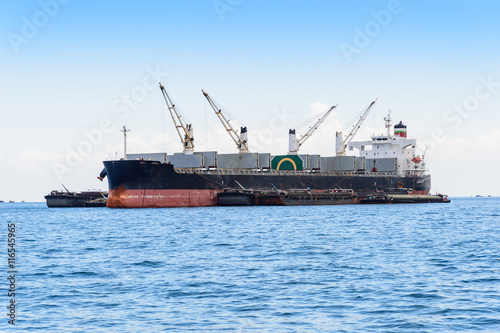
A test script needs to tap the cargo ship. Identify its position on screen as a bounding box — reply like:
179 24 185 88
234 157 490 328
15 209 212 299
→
100 84 431 208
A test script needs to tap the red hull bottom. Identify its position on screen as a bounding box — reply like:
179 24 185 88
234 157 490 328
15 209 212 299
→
107 188 431 208
107 188 219 208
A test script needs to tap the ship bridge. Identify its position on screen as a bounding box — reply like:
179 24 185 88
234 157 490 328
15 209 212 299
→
347 119 426 177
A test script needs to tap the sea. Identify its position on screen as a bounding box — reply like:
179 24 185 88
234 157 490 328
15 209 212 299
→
1 197 499 332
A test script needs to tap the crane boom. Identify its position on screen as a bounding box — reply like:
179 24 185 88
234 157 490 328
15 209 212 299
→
288 104 337 154
335 99 377 156
159 83 194 153
202 90 249 153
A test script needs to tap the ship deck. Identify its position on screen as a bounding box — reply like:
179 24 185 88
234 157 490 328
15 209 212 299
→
174 168 429 178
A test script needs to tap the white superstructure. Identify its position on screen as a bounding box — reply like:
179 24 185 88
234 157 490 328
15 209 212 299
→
347 112 426 177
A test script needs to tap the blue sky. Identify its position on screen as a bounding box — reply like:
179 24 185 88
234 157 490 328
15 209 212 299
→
1 0 499 201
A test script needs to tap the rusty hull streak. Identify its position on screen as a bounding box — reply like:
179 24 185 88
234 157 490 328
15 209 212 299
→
106 186 128 208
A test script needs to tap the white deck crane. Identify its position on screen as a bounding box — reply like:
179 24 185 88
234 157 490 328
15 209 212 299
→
288 105 337 154
202 90 249 153
159 83 194 154
335 99 377 156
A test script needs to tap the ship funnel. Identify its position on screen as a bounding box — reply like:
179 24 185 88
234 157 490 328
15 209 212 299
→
239 126 249 152
394 121 407 138
288 129 298 154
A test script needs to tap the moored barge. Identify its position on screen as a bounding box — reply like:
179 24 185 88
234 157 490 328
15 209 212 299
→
45 190 108 207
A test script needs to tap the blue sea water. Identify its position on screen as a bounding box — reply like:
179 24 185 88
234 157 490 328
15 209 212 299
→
1 197 499 332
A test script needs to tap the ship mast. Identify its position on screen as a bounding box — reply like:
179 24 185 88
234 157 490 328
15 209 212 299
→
120 125 129 160
288 105 337 154
384 110 393 137
335 99 377 156
202 90 249 153
159 83 194 154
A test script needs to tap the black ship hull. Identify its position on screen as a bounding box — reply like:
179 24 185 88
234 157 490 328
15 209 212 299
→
103 160 431 208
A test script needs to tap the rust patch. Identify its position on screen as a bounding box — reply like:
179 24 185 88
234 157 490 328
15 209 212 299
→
106 186 128 208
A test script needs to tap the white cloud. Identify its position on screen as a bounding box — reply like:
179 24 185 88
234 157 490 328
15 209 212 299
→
309 102 331 116
13 150 61 174
430 128 500 161
475 128 500 151
425 128 500 196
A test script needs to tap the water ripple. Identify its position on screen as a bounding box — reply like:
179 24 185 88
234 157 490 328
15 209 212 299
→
5 198 500 332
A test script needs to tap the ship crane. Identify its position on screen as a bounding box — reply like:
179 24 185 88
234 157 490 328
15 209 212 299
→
202 90 249 153
335 99 377 156
288 105 337 154
159 82 194 154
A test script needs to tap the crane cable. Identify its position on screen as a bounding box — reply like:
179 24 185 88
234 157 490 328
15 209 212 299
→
291 108 331 132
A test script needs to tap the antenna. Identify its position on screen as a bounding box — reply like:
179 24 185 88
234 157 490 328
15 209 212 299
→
121 125 130 159
384 110 392 137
